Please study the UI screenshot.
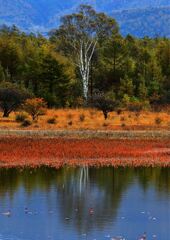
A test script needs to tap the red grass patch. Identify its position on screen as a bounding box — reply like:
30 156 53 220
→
0 137 169 168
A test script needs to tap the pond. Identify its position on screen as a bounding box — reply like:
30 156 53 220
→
0 167 169 240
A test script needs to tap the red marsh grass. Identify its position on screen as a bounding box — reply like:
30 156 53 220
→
0 137 169 168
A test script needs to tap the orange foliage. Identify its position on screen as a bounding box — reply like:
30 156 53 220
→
23 98 47 120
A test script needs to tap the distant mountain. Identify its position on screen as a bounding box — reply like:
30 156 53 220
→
113 6 170 37
0 0 170 37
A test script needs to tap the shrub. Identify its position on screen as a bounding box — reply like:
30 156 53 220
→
15 112 28 122
21 119 32 127
117 109 122 115
121 123 126 128
47 117 56 124
103 122 109 127
120 117 125 121
23 98 47 121
155 117 162 125
79 114 85 122
68 121 73 126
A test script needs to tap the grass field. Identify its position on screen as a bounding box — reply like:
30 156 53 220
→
0 108 170 130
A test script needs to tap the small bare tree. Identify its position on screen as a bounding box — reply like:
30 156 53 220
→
50 5 118 100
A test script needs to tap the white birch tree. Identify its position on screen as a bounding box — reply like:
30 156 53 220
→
50 5 118 100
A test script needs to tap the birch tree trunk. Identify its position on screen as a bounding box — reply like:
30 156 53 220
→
77 40 97 100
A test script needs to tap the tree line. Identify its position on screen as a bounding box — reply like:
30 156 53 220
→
0 5 169 113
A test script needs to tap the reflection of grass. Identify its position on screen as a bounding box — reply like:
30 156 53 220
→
0 108 169 130
0 137 169 168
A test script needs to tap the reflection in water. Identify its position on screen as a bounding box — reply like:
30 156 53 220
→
0 167 169 240
79 167 89 193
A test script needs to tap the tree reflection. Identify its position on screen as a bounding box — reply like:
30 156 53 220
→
0 167 170 234
135 167 170 197
51 167 134 233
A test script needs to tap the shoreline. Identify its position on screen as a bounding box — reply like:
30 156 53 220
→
0 129 170 139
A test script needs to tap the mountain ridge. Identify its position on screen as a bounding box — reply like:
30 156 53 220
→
0 0 170 37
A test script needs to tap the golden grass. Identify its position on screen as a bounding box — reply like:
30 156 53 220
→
0 108 169 130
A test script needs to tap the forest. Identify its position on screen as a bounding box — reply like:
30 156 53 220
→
0 5 169 113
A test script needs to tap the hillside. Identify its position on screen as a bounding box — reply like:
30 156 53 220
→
113 7 170 37
0 0 170 36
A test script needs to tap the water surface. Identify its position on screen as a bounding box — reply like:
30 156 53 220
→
0 167 169 240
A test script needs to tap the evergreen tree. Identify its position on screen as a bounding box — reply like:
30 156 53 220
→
119 75 134 99
0 64 5 82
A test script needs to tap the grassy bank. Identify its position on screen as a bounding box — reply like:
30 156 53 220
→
0 129 170 139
